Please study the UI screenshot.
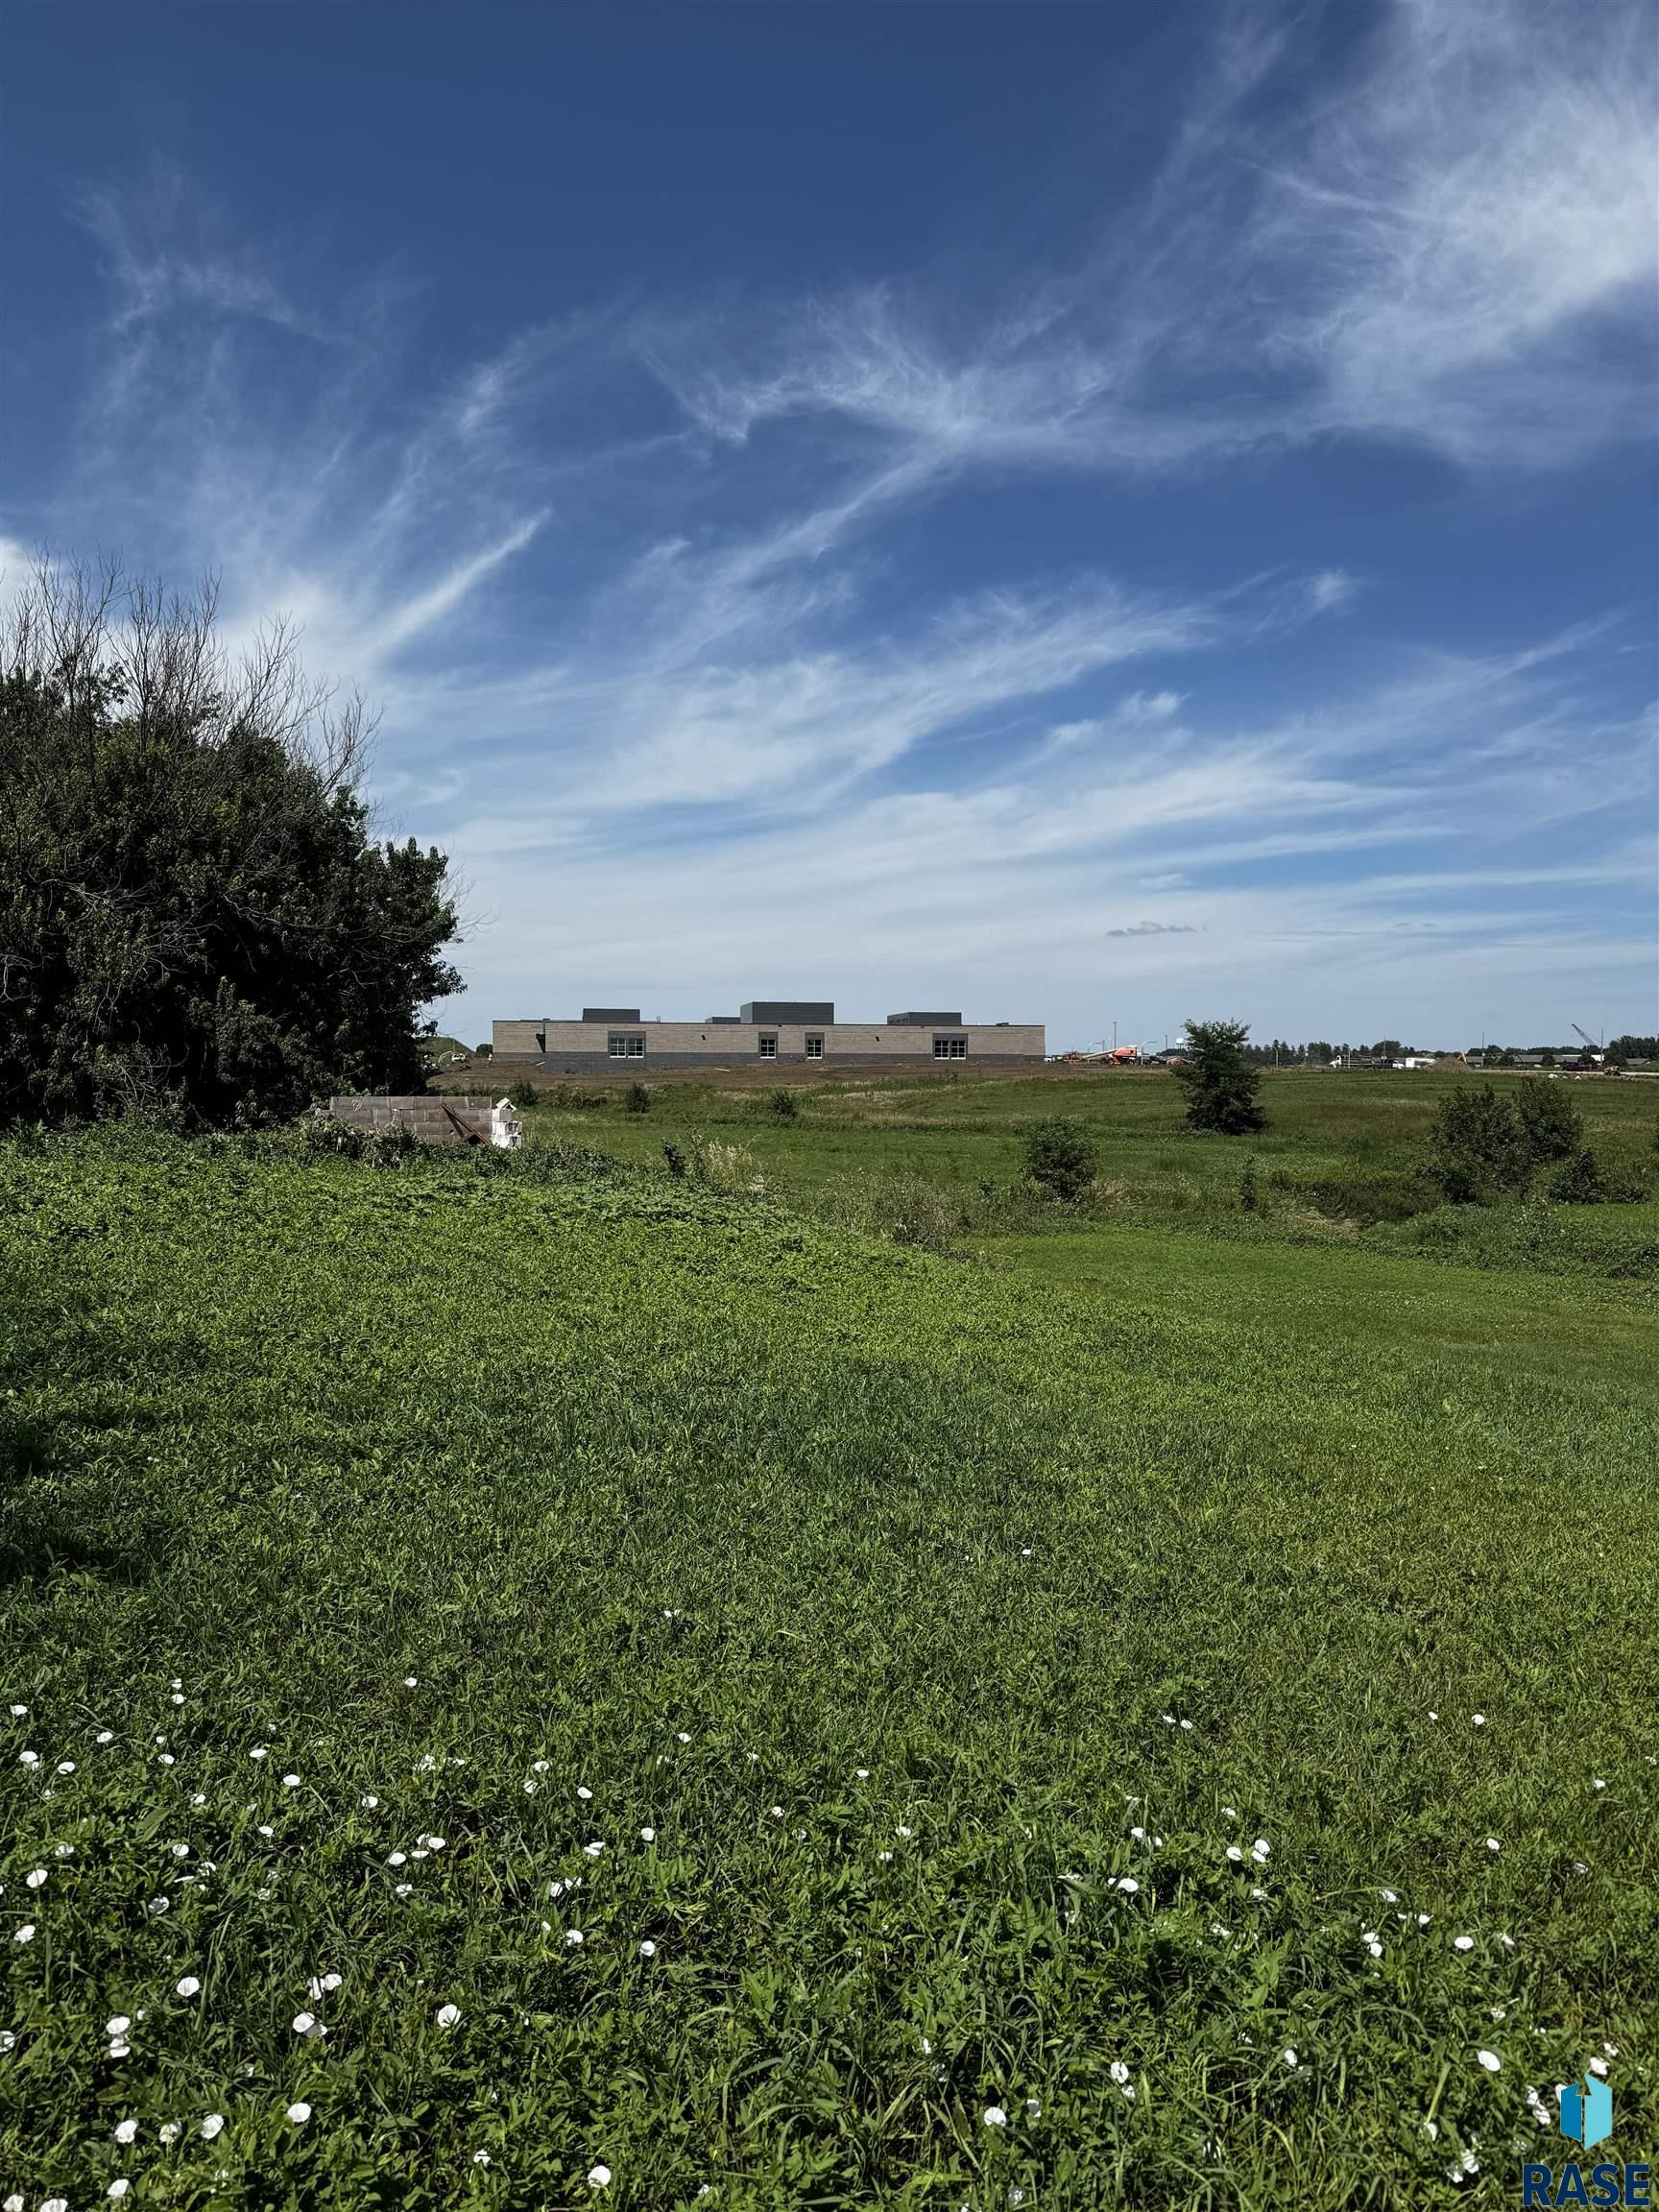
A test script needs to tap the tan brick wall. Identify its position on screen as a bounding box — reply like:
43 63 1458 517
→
492 1020 1045 1062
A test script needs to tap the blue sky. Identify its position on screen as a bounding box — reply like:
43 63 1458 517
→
4 0 1655 1048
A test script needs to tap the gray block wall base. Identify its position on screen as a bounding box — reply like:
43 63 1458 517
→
492 1052 1043 1071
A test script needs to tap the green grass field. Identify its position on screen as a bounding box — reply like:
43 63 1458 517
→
3 1094 1656 2208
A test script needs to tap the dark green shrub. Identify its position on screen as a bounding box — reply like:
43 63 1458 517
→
1514 1078 1583 1166
506 1079 540 1112
1549 1147 1607 1204
661 1140 687 1180
474 1043 493 1060
767 1089 799 1121
1022 1118 1097 1202
1238 1157 1259 1213
624 1082 652 1115
1424 1084 1532 1203
1172 1020 1265 1135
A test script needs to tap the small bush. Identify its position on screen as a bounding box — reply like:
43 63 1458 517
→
506 1078 540 1111
661 1139 687 1180
624 1081 652 1116
474 1043 493 1060
1238 1157 1259 1214
1549 1147 1607 1204
767 1088 800 1121
1514 1078 1583 1166
1022 1118 1098 1202
1424 1084 1531 1203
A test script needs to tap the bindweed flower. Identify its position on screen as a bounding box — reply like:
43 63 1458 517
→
25 1869 46 1889
584 1841 605 1858
1284 2049 1299 2068
983 2105 1007 2128
1472 1714 1486 1727
1025 2097 1041 2118
96 1731 113 1744
394 1883 413 1898
1110 2059 1130 2084
576 1786 593 1801
251 1747 267 1761
638 1940 657 1958
360 1794 379 1810
403 1676 418 1688
1454 1936 1475 1952
293 2011 319 2035
473 2151 491 2166
436 2004 461 2028
159 2121 182 2143
565 1930 585 1947
108 2182 131 2200
202 2114 225 2140
639 1826 655 1842
589 2166 612 2189
1485 1839 1501 1853
1116 1876 1139 1893
114 2118 137 2144
1226 1845 1243 1863
1477 2050 1502 2072
12 1926 35 1944
286 2102 312 2125
176 1977 201 1998
282 1774 301 1790
7 1705 24 1718
18 1751 38 1767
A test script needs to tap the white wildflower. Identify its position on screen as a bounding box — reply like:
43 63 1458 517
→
285 2101 312 2125
588 2164 612 2188
436 2003 461 2028
176 1977 201 1998
983 2104 1007 2127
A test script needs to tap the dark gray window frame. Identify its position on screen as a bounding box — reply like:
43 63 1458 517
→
933 1035 969 1059
757 1033 780 1058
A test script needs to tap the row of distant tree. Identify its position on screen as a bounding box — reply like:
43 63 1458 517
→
1238 1039 1656 1067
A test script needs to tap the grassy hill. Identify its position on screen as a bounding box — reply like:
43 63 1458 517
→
3 1128 1655 2207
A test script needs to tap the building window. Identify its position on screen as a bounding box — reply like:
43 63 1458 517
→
804 1034 824 1059
608 1033 645 1059
933 1035 968 1059
757 1034 778 1058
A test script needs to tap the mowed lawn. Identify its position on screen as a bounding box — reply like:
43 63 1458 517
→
973 1229 1657 1392
2 1134 1656 2209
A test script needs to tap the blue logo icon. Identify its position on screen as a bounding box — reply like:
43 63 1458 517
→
1559 2073 1614 2150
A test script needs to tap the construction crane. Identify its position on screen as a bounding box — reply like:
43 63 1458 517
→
1572 1023 1602 1056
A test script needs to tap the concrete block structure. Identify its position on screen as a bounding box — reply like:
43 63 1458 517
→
327 1095 524 1147
492 998 1044 1070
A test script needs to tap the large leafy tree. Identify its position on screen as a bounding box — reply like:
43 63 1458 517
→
0 561 461 1126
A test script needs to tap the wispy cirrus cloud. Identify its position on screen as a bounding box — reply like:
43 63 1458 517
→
4 0 1651 1043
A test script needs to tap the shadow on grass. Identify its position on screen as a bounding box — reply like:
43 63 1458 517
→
0 1408 172 1588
